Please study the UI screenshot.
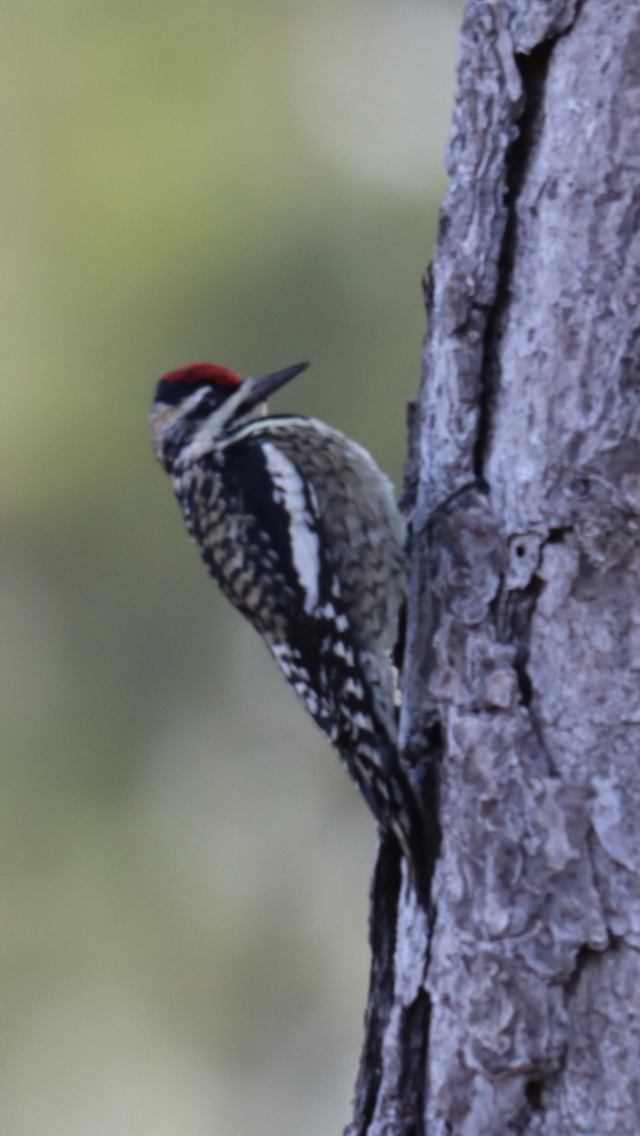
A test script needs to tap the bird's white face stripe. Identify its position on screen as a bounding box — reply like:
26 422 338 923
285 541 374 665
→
261 441 320 615
176 383 250 466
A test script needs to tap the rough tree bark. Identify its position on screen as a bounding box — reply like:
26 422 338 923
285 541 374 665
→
346 1 640 1133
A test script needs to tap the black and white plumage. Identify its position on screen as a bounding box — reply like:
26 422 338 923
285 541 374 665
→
149 360 422 875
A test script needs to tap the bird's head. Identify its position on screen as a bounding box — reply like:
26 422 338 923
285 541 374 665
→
149 360 310 472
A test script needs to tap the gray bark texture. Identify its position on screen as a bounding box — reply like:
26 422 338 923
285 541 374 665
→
346 1 640 1134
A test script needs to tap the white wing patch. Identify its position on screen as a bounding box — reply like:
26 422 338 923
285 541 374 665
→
261 441 320 615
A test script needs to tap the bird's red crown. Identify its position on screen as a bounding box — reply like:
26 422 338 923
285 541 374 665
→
160 362 243 387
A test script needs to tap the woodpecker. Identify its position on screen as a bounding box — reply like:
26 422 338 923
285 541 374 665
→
149 360 422 878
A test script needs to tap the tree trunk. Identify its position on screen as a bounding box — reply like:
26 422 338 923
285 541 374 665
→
347 0 640 1132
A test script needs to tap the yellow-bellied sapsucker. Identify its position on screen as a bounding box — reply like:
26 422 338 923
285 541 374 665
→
149 360 422 876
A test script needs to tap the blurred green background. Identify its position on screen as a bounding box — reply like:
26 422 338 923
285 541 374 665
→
0 0 461 1132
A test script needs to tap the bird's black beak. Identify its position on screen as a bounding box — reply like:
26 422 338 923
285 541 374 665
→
240 361 310 411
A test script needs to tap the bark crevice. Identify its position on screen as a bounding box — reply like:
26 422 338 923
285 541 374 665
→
473 34 557 483
347 836 404 1136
